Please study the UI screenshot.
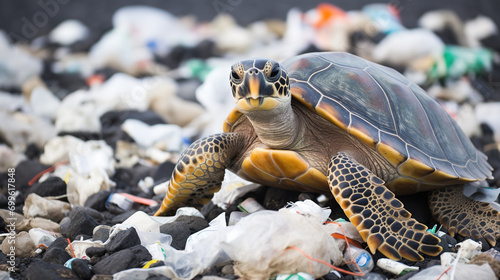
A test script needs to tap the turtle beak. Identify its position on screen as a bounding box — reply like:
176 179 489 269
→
248 75 260 100
236 73 279 111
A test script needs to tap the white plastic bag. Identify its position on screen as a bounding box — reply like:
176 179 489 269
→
408 263 495 280
220 209 343 279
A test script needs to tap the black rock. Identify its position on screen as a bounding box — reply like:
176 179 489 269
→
14 160 50 193
437 232 457 253
0 193 7 209
110 210 136 224
0 212 6 234
146 276 172 280
263 187 300 210
77 206 105 223
175 215 209 233
112 165 156 191
60 207 99 241
90 275 114 280
86 246 107 258
23 261 80 280
426 259 441 268
84 191 111 212
159 216 207 250
25 143 42 160
28 176 67 197
320 270 343 280
105 227 141 253
48 237 71 251
159 221 192 250
93 226 111 243
68 32 102 53
102 126 136 149
100 109 166 129
40 67 87 96
70 258 92 280
153 161 176 182
42 247 72 265
58 128 134 150
92 245 151 275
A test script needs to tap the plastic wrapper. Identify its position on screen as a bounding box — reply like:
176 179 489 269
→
121 119 184 151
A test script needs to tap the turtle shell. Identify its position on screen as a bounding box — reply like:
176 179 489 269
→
225 52 492 185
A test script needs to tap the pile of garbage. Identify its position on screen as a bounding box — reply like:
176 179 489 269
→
0 3 499 280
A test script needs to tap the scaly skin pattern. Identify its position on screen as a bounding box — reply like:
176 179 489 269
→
328 152 441 261
154 133 242 216
429 186 500 246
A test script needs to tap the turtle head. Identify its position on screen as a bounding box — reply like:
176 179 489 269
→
230 59 290 112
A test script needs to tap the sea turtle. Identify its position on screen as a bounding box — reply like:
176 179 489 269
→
155 52 499 261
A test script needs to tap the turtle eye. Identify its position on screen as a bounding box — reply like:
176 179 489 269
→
231 70 240 80
268 64 280 81
230 62 244 83
270 65 280 78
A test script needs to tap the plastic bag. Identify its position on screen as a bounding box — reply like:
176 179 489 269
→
220 209 343 279
408 263 495 280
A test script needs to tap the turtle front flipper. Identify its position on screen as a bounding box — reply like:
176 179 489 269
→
429 186 500 246
154 133 243 216
328 152 442 261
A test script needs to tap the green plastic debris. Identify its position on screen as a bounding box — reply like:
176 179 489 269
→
426 224 437 234
185 59 213 81
429 46 494 80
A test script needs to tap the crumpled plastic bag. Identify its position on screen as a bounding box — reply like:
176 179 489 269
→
408 263 495 280
220 209 344 279
114 204 353 280
23 193 71 223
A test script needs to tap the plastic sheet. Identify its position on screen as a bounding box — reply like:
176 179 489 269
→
408 263 495 280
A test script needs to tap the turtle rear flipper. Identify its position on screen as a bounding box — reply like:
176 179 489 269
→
329 152 442 261
429 186 500 246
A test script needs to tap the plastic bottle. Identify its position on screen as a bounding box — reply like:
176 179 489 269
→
344 246 374 274
376 258 418 276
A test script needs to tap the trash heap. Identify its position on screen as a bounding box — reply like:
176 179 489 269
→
0 3 500 280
